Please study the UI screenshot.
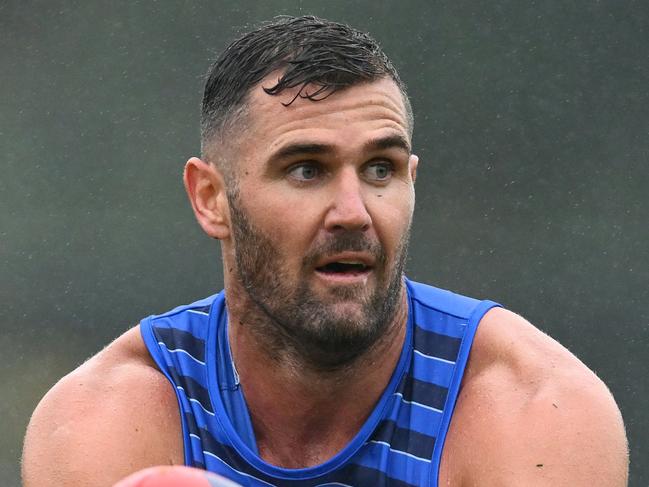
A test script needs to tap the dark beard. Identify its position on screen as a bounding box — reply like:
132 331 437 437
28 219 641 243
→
227 189 410 371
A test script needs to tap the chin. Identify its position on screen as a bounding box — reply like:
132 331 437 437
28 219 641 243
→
317 280 376 299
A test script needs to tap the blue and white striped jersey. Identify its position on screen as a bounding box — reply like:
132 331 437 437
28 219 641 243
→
140 279 499 486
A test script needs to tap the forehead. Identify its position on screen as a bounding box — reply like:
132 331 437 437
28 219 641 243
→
240 77 411 154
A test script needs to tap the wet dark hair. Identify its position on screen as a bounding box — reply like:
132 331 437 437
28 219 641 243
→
200 15 412 159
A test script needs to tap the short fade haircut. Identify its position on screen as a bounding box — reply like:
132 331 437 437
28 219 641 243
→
200 15 413 166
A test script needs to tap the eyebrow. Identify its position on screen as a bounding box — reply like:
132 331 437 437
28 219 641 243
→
364 134 411 153
270 134 411 162
271 143 333 161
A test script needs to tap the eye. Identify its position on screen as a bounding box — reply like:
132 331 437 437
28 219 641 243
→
364 161 393 182
287 162 320 181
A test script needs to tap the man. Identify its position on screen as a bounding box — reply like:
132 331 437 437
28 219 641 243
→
23 16 628 486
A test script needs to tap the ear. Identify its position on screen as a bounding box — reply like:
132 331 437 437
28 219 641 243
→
183 157 231 240
409 154 419 183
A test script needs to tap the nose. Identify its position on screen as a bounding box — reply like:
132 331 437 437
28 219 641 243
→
323 169 372 232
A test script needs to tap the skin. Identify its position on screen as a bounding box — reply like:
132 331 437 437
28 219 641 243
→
22 77 629 486
189 77 417 466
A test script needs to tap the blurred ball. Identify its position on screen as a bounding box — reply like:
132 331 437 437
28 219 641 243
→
113 465 242 486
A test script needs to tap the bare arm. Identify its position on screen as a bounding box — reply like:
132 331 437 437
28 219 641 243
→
22 326 184 487
442 308 629 486
481 362 629 486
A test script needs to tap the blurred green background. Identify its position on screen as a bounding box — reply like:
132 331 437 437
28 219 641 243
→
2 1 647 485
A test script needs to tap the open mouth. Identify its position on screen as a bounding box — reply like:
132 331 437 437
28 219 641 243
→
316 261 371 275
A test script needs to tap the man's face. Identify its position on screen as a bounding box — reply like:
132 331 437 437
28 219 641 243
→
225 77 417 369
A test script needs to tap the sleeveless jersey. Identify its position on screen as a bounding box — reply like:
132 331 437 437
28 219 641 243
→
140 279 500 486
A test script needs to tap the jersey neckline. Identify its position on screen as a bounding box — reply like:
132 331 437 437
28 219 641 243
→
205 283 415 480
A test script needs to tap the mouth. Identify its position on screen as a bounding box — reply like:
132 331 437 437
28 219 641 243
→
314 258 373 283
316 261 370 274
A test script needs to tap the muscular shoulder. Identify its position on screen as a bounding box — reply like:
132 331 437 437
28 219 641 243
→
441 307 628 486
22 325 184 487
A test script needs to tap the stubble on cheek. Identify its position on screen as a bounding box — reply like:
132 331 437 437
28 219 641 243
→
227 187 411 369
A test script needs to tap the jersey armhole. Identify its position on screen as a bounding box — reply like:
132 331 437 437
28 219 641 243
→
139 318 193 467
429 300 501 486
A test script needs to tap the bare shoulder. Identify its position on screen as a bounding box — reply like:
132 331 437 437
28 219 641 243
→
440 307 628 486
22 325 184 487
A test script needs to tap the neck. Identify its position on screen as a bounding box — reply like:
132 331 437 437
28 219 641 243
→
224 279 409 468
